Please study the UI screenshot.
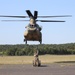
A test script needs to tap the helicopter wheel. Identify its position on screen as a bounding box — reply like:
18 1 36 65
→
39 40 42 44
26 40 27 44
24 39 25 42
24 39 27 44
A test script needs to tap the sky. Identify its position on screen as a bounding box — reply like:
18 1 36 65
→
0 0 75 45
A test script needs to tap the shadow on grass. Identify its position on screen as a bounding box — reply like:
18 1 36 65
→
55 61 75 63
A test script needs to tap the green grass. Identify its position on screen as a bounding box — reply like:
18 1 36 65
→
0 55 75 64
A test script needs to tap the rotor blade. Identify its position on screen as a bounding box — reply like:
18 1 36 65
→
34 11 38 19
0 15 28 18
37 15 72 18
1 20 29 22
1 20 65 22
26 10 34 18
37 20 65 22
0 15 72 18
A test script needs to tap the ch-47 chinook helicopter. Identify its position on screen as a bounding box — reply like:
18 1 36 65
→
0 10 71 44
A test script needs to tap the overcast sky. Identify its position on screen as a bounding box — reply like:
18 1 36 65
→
0 0 75 45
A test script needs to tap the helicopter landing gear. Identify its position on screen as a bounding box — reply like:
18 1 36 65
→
39 32 42 44
24 39 27 44
33 49 41 67
39 40 42 44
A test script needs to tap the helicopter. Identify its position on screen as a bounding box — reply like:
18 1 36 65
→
0 10 71 44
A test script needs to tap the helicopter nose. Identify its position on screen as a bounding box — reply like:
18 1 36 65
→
32 25 34 26
31 24 34 27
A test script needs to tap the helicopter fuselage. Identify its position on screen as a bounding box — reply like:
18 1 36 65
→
24 24 42 44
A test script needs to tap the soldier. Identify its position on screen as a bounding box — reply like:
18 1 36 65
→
34 49 39 57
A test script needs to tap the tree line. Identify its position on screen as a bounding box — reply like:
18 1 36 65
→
0 43 75 56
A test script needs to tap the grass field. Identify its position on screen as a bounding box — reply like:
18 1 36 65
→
0 55 75 64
